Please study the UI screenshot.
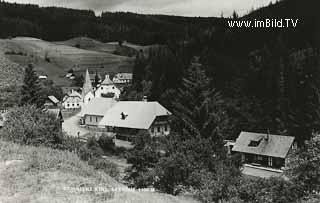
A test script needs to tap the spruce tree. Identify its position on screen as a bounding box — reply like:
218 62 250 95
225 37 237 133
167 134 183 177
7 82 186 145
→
20 64 42 107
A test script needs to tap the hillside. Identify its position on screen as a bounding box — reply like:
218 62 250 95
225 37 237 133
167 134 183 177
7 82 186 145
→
0 37 135 86
56 37 139 57
0 140 198 203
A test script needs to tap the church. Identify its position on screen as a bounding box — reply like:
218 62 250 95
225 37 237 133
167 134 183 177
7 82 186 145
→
62 69 121 110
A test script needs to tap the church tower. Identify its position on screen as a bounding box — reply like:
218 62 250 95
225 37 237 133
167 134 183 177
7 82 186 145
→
82 69 94 104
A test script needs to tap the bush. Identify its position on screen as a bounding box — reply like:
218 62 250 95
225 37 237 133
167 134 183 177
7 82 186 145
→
3 105 64 148
78 137 104 161
88 157 120 178
98 134 115 153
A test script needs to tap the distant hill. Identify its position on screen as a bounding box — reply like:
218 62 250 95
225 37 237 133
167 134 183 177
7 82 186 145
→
0 1 223 45
56 37 139 57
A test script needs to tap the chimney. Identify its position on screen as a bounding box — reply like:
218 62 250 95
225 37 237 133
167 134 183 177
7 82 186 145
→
121 112 127 120
142 96 148 102
265 129 270 141
105 74 110 80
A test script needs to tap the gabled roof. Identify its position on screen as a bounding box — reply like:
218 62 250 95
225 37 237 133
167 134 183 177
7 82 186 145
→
68 90 82 98
48 95 59 104
80 98 116 117
101 75 113 85
99 101 171 130
114 73 133 80
232 131 295 158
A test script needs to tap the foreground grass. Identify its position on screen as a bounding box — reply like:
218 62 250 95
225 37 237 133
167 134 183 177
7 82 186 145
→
0 140 198 203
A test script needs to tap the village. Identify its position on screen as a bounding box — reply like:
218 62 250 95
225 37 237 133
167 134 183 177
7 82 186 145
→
0 65 299 180
0 1 319 203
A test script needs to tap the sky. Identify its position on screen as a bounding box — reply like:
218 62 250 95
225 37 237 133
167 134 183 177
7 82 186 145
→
5 0 276 17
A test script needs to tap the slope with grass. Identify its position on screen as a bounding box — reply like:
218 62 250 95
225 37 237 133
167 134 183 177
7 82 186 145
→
4 37 135 74
56 37 139 57
0 140 198 203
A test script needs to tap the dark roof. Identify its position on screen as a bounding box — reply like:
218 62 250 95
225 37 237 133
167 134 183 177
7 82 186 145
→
232 131 295 158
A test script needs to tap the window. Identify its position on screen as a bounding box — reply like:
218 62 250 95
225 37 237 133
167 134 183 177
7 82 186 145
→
96 117 98 123
258 156 263 161
101 87 103 90
165 125 168 131
151 128 154 133
268 157 273 167
77 104 79 106
72 104 74 107
90 116 92 122
67 104 70 107
248 139 262 147
157 127 160 132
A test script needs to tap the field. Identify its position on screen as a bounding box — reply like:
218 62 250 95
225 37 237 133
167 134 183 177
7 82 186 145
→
1 37 135 87
0 140 198 203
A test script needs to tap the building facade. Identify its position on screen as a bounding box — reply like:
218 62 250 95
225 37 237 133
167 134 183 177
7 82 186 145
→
95 75 121 99
62 90 82 109
232 131 296 178
98 101 171 139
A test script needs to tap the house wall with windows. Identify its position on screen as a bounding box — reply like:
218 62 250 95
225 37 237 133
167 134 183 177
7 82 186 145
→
95 85 121 99
84 115 104 126
148 117 170 137
63 96 82 109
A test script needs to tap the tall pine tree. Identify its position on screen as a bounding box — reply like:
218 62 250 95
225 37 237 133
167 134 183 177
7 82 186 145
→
20 64 42 107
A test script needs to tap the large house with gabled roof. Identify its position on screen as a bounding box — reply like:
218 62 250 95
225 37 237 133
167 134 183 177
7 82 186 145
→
232 131 296 179
80 97 116 126
98 101 172 138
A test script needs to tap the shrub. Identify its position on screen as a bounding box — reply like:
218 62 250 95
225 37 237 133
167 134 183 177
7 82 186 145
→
88 157 120 178
3 105 64 148
98 134 115 153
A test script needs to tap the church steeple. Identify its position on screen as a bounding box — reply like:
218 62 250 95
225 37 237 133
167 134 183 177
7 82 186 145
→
82 69 93 98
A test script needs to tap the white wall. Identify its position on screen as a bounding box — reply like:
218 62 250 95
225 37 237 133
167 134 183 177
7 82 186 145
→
63 97 82 109
95 85 121 99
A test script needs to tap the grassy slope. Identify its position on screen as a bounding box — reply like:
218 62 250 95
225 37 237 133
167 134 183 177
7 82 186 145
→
5 37 134 72
0 140 198 203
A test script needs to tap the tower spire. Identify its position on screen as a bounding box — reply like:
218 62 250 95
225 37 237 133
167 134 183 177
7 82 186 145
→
82 69 93 98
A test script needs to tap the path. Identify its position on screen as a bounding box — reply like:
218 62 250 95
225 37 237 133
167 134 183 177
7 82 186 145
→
62 113 90 137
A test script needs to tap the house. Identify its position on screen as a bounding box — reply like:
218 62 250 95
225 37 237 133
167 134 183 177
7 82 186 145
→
112 73 133 84
62 89 82 109
65 73 73 78
232 131 296 179
98 101 172 139
44 95 60 109
38 75 48 80
95 75 121 99
82 69 95 105
0 110 8 128
80 97 116 127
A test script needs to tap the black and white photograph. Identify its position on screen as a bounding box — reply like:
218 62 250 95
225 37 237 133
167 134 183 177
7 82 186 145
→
0 0 319 202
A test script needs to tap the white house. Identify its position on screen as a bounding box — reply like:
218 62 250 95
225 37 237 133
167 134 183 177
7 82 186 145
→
112 73 133 84
95 75 121 99
80 97 116 126
62 89 82 109
99 101 172 139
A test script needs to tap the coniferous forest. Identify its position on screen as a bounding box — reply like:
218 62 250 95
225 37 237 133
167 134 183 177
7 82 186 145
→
1 0 320 202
